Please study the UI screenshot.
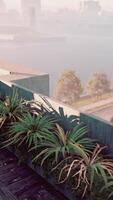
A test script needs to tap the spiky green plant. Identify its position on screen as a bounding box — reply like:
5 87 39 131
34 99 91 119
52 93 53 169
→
3 112 54 149
0 89 27 128
101 178 113 199
52 144 113 197
30 123 93 165
49 106 80 132
26 96 80 132
0 92 6 101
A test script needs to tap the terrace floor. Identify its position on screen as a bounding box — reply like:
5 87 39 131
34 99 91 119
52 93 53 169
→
0 149 67 200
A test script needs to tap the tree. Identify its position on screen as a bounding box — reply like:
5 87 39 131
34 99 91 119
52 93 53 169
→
86 72 110 98
54 70 82 104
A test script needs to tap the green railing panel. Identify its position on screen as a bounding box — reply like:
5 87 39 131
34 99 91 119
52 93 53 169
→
12 85 34 101
0 81 12 96
80 113 113 152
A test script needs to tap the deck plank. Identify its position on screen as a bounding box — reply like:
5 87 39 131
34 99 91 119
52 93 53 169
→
0 149 67 200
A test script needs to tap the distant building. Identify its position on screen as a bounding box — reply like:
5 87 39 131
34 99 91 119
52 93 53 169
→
0 0 20 25
21 0 41 25
0 0 7 13
80 0 101 16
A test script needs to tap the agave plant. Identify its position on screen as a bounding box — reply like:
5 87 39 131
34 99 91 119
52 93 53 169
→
30 123 93 166
26 96 80 132
3 112 54 149
41 96 80 131
0 92 6 101
101 178 113 199
0 89 27 128
52 144 113 197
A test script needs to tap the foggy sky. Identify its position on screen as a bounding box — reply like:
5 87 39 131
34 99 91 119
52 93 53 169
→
4 0 113 11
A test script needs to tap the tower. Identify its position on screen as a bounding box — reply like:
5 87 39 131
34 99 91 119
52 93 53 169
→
0 0 7 12
21 0 41 25
80 0 101 15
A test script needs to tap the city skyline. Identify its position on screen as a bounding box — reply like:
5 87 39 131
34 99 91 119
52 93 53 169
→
4 0 113 11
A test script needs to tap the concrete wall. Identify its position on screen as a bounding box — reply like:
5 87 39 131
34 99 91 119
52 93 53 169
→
0 68 10 75
0 80 79 116
13 74 49 96
13 83 79 116
34 93 80 116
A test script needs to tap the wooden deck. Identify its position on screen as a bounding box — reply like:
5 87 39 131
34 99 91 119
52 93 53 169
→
0 149 67 200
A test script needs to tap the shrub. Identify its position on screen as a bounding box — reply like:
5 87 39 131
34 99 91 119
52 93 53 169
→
0 89 27 129
26 96 80 132
52 144 113 198
3 112 54 149
30 123 93 165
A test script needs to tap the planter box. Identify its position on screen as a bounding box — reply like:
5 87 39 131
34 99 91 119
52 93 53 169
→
8 147 89 200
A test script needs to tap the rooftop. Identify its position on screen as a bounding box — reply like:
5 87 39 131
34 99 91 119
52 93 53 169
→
0 60 46 76
0 74 34 82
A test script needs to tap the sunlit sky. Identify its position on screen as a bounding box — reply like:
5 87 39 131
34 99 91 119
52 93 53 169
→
4 0 113 11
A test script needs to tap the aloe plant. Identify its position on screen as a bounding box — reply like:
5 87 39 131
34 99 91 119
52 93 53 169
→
0 92 6 101
26 96 80 132
49 106 80 132
3 112 54 149
0 89 27 128
52 144 113 197
101 178 113 199
30 123 93 165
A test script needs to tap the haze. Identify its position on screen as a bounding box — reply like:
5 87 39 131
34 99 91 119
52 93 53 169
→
5 0 113 11
0 0 113 97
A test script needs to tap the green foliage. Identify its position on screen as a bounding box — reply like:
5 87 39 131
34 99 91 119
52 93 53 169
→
0 91 113 200
3 112 54 149
0 89 27 128
30 123 93 165
101 179 113 199
52 144 113 198
0 92 6 101
27 96 80 132
48 106 79 132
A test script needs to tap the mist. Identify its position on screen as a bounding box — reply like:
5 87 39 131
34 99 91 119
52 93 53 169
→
0 0 113 95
